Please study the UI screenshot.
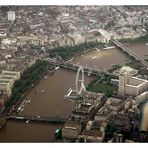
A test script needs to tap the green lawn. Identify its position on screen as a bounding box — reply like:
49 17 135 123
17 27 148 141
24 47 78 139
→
89 82 117 97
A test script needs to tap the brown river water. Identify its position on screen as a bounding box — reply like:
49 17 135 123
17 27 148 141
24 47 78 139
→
0 43 148 142
73 47 131 71
126 43 148 59
0 69 93 142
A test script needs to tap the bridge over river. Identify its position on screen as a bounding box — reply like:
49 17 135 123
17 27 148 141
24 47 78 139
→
5 114 65 124
113 39 148 68
44 58 117 78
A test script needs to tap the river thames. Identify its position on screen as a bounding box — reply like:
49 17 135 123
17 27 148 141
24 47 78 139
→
0 42 148 142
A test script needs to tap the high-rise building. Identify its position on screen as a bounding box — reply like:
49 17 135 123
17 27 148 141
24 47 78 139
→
119 66 148 96
119 71 128 95
7 11 15 21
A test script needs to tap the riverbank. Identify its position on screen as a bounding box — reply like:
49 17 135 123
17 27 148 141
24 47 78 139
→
118 34 148 44
48 34 148 62
3 60 48 113
48 42 106 60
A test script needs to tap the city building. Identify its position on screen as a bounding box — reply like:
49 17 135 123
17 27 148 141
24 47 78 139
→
71 102 94 121
85 34 97 44
95 107 113 122
0 60 6 69
68 33 85 45
7 11 15 21
70 92 105 121
105 97 125 112
78 130 104 142
1 71 20 80
0 81 11 92
0 70 20 98
62 121 82 139
95 97 125 122
113 66 138 76
119 66 148 96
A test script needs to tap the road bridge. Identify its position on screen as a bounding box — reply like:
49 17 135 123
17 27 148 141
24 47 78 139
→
113 39 148 68
6 114 65 124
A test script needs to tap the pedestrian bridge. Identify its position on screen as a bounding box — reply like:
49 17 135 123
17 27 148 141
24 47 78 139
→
44 58 116 78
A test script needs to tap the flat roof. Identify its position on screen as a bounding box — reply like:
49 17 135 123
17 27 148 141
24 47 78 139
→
73 104 91 113
64 121 80 129
109 97 123 106
96 108 112 116
120 66 137 75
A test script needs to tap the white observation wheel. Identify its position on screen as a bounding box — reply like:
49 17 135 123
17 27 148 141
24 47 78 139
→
75 66 86 95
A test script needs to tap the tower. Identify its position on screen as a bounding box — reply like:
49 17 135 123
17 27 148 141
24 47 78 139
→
119 71 129 96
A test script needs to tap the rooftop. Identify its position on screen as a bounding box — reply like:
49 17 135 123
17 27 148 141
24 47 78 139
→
73 103 93 114
82 130 103 137
64 121 80 130
120 66 138 76
96 107 113 116
108 97 123 106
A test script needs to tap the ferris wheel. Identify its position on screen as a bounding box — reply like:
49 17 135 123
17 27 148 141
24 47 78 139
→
75 66 86 95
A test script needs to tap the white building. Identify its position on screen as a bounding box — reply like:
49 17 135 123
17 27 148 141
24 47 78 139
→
134 91 148 106
85 35 97 44
98 29 111 42
58 36 74 47
68 33 85 45
113 66 138 76
0 71 20 97
119 66 148 96
7 11 15 21
113 67 148 132
1 71 20 81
